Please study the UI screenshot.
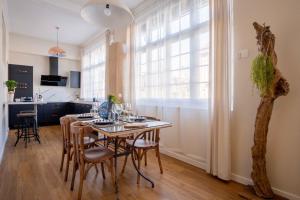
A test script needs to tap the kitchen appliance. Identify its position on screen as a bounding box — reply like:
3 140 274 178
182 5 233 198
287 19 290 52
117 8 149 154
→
21 97 33 102
40 56 68 86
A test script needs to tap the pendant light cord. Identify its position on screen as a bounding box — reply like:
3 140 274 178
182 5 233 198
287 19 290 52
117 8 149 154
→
56 27 59 48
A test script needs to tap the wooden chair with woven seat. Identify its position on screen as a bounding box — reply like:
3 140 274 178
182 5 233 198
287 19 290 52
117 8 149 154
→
121 116 163 184
70 121 115 200
59 116 96 182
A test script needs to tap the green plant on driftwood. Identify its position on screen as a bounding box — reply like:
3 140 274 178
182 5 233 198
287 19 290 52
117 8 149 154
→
5 80 17 92
251 53 274 96
250 22 289 198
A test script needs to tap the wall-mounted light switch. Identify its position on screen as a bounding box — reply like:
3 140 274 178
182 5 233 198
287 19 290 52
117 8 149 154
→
238 49 249 59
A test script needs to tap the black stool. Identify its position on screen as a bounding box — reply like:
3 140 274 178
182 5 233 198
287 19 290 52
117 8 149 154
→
15 111 41 148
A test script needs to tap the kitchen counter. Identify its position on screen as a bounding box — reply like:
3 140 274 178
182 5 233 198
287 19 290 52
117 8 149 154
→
8 101 93 128
7 101 47 105
70 100 94 105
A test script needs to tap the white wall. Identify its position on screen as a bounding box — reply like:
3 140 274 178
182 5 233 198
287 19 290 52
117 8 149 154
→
136 105 208 169
10 33 80 60
9 52 81 102
232 0 300 199
0 0 9 162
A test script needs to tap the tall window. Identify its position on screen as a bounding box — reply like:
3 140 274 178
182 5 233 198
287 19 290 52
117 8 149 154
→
81 42 106 100
134 0 209 106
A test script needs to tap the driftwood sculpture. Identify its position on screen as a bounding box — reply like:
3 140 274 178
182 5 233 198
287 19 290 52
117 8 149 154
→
251 22 289 198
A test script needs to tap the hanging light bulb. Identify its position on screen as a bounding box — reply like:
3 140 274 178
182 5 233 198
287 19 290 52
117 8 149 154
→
104 4 111 16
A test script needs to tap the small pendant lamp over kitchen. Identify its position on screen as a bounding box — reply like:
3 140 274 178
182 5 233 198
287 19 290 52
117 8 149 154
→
48 27 66 58
81 0 134 29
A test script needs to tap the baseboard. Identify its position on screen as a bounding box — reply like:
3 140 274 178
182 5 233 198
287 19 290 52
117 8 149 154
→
231 173 300 200
159 147 207 170
0 129 8 163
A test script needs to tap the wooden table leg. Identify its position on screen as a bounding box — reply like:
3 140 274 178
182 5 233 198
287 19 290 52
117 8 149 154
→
114 136 120 199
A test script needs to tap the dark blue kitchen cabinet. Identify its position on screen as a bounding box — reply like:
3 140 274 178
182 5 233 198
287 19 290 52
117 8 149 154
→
70 103 92 114
9 105 34 129
8 64 34 129
37 102 69 126
36 102 92 126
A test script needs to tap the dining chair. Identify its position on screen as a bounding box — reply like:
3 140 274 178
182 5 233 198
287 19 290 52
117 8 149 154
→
59 116 96 182
121 116 163 184
70 121 115 200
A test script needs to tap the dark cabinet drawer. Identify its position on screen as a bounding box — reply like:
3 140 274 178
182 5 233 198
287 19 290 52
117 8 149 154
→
38 102 68 126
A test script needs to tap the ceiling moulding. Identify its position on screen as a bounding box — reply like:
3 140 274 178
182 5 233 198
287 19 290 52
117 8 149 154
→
132 0 160 18
30 0 82 13
80 30 107 48
9 33 81 61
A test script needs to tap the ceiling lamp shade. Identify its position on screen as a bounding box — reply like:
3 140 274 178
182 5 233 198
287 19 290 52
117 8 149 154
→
81 0 134 29
48 27 66 58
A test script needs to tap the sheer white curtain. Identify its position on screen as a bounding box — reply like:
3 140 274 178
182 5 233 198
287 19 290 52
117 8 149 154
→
134 0 210 108
81 37 106 100
132 0 211 170
206 0 233 180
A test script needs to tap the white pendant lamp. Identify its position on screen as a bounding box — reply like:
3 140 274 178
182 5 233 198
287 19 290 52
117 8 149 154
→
81 0 134 29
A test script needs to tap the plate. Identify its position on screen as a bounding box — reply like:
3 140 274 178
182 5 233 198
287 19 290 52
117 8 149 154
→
93 121 114 125
77 116 94 119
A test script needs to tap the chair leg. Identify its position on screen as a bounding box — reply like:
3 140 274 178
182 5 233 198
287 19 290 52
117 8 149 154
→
60 148 65 172
137 148 141 184
144 150 147 166
64 149 71 181
121 155 128 174
156 147 163 174
94 164 99 174
108 159 115 185
101 162 106 180
77 162 85 200
70 161 78 191
14 129 20 147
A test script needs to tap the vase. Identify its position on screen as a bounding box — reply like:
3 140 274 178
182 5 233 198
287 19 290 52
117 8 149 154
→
8 91 15 102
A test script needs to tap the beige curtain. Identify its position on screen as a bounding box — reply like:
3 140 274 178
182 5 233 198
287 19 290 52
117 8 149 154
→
105 30 111 97
206 0 233 180
105 29 129 99
122 24 136 107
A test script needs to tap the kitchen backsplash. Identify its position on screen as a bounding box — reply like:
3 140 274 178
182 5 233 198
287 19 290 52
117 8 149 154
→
37 87 80 102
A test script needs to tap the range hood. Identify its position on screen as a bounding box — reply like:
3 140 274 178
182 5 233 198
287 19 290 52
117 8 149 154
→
40 57 68 86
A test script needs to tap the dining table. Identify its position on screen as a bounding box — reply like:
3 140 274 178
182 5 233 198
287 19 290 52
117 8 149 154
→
69 114 172 198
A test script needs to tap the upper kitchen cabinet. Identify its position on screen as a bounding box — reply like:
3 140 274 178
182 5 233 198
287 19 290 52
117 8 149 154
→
70 71 81 88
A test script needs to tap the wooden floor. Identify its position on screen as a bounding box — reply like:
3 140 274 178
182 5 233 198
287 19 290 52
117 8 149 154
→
0 126 249 200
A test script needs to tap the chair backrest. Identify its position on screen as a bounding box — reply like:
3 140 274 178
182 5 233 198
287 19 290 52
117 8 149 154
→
143 116 160 143
70 121 94 163
60 116 71 149
143 116 160 121
60 116 77 147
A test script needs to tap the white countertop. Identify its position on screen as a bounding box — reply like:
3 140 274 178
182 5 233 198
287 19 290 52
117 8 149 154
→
7 100 95 105
70 100 94 105
7 101 48 105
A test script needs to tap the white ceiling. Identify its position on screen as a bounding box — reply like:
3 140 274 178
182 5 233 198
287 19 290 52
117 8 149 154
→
7 0 144 45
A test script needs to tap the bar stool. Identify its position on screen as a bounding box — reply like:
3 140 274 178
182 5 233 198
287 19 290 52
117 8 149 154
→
14 111 40 148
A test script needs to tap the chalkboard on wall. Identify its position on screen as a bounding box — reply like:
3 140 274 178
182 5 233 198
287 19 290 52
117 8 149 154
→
70 71 80 88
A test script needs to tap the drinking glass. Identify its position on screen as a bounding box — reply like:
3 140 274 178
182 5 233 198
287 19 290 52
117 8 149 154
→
115 104 123 122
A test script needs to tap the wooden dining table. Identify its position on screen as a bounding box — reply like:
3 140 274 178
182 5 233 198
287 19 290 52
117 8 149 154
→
69 114 172 198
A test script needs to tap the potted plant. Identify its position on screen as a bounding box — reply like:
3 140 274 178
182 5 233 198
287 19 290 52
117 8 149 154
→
5 80 17 102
